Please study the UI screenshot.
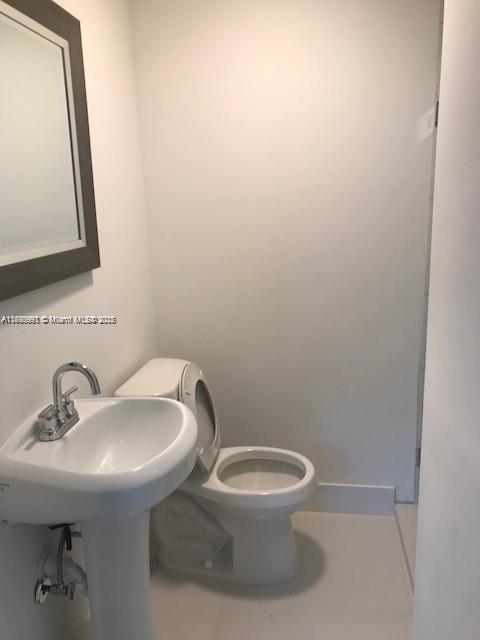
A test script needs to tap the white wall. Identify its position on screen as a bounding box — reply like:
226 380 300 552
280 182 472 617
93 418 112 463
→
0 1 156 638
413 1 480 637
131 0 441 501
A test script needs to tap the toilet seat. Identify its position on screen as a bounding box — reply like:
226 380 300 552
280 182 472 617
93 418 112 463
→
179 362 220 473
182 446 315 509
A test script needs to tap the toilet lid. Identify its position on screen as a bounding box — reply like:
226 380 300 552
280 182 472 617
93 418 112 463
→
180 362 221 473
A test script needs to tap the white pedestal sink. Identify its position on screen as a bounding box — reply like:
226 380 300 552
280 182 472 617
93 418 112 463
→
0 397 198 640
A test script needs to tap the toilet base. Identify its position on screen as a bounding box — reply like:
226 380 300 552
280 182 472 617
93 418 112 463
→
218 505 298 584
153 493 299 584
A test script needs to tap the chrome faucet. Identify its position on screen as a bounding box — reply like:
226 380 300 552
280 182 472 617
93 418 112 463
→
36 362 101 441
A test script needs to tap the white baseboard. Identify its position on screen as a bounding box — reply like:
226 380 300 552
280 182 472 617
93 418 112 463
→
301 482 396 516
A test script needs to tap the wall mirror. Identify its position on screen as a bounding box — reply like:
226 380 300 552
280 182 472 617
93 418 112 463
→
0 0 99 302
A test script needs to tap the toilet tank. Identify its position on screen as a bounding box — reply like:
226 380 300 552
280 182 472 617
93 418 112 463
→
115 358 190 399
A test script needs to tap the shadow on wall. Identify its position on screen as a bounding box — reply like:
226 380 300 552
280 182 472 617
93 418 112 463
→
151 530 326 599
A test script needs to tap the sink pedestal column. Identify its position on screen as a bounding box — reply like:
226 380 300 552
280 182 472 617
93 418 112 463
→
81 511 153 640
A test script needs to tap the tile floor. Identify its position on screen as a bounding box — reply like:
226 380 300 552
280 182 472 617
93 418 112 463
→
395 504 418 587
150 511 412 640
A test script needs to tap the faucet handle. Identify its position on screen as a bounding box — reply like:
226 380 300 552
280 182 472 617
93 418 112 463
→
61 386 79 418
36 403 58 438
61 386 79 402
37 403 55 421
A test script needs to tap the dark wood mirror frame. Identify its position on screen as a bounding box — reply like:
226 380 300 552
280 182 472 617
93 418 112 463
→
0 0 100 302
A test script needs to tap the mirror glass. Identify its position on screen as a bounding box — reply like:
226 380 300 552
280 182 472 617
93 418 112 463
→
0 2 84 267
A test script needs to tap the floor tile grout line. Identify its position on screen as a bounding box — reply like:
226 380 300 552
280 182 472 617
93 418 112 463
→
210 593 226 640
394 506 414 596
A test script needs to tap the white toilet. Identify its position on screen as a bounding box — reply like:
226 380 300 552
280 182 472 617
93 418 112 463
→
115 358 315 584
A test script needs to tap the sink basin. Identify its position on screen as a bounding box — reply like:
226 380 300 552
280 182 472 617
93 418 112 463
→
0 397 198 524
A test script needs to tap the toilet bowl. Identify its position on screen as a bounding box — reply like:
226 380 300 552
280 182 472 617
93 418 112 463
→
115 358 316 584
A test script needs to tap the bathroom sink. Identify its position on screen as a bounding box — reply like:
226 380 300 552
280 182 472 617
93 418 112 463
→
0 397 198 524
